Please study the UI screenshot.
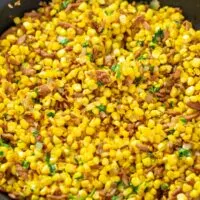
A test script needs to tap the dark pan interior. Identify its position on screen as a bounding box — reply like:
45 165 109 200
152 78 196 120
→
0 0 200 199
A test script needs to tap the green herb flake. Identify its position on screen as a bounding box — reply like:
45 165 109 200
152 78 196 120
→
149 85 160 93
97 104 106 112
111 64 121 78
112 196 120 200
160 183 169 190
47 112 55 118
45 153 50 163
178 148 191 158
105 10 113 16
136 40 144 47
59 38 69 45
82 42 89 48
169 101 174 108
22 160 30 169
32 129 39 137
60 0 70 10
180 117 187 124
152 28 164 44
0 151 4 156
97 81 104 87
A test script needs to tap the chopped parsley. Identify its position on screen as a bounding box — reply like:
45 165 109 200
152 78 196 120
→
136 40 144 47
152 28 164 44
180 117 187 124
60 0 70 10
47 112 55 118
59 38 69 45
97 104 106 112
82 42 89 48
0 151 4 156
160 183 169 190
149 85 160 93
32 129 39 137
112 196 120 200
22 160 30 169
111 64 121 78
178 148 191 158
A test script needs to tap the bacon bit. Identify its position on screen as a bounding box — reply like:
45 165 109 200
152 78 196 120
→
127 123 135 135
132 15 145 28
46 195 68 200
35 49 55 58
65 2 81 12
99 111 107 119
16 164 28 179
134 47 145 59
166 109 181 116
7 56 21 66
136 143 150 152
185 112 200 121
167 49 176 58
22 68 36 76
154 166 164 177
186 101 200 111
171 187 182 197
24 114 35 124
58 22 83 34
24 11 41 18
163 29 170 42
104 55 115 66
145 93 154 103
1 133 13 140
143 21 151 30
37 84 51 98
0 27 17 39
119 169 129 186
92 21 104 33
96 70 110 84
183 20 192 30
8 193 18 199
65 46 73 51
172 69 181 80
17 35 26 44
124 76 133 86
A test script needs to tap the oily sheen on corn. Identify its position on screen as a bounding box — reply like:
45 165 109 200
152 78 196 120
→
0 0 200 200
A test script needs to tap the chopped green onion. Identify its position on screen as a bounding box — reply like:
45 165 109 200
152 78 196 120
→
45 153 50 163
0 139 10 148
134 76 143 86
87 53 93 61
47 112 55 118
48 163 56 175
22 160 30 169
111 196 120 200
59 38 69 45
152 28 164 44
137 54 147 60
160 183 169 190
88 188 96 197
60 0 70 10
167 129 175 135
149 85 160 93
136 40 144 46
0 151 4 156
75 175 84 180
82 42 89 48
97 104 106 112
129 183 139 194
111 64 121 78
36 142 43 150
105 10 113 16
178 148 191 158
149 66 154 74
180 117 187 124
32 129 39 137
169 101 174 108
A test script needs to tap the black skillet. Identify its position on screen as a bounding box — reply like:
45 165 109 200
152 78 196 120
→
0 0 200 199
